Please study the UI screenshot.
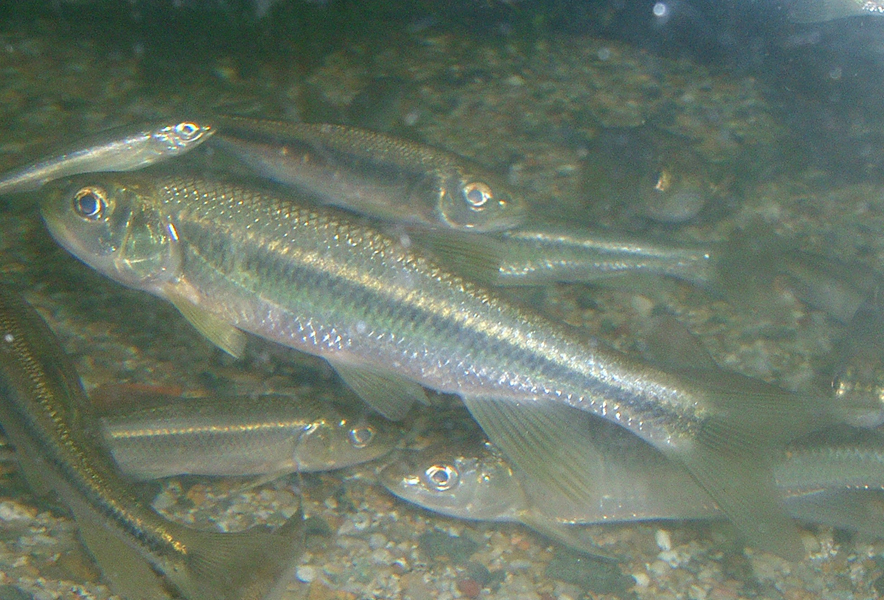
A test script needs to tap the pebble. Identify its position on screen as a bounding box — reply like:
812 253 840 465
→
297 565 317 583
655 529 672 552
456 578 481 598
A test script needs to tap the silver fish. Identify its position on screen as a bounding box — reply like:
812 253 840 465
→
0 120 214 195
382 419 884 548
211 115 527 231
0 285 303 600
99 392 400 479
40 171 851 559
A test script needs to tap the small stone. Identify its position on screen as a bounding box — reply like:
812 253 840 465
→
296 565 317 583
456 578 481 598
655 529 672 551
633 572 650 588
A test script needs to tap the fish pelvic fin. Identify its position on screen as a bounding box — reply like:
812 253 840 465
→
167 290 247 358
167 501 304 600
328 359 428 421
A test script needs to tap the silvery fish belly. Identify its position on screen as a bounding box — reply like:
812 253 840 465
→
211 115 527 231
39 170 843 560
99 392 401 479
0 285 304 600
0 120 214 195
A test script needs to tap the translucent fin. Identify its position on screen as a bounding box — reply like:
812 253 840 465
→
519 512 618 561
460 396 607 513
673 371 830 560
638 314 718 371
167 501 304 600
405 229 507 285
167 292 247 358
328 360 428 421
71 503 171 600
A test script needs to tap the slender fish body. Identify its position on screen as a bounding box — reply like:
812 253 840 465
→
211 115 526 231
100 393 400 479
381 422 884 541
0 286 303 600
40 171 841 559
0 120 213 195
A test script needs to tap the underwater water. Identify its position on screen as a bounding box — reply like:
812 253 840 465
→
2 0 884 598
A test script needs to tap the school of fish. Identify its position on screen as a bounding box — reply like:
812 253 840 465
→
1 113 884 599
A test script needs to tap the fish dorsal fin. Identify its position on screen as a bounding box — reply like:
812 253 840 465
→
405 229 507 285
327 359 428 421
459 396 608 515
166 291 247 358
70 503 171 600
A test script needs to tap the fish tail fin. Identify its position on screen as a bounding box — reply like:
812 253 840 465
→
675 373 829 560
168 501 304 600
677 424 805 560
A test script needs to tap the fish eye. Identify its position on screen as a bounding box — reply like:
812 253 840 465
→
72 187 108 221
653 169 672 193
463 182 494 211
348 425 375 448
175 122 200 139
424 463 458 491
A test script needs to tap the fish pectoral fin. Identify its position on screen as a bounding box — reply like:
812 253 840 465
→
786 489 884 539
328 360 428 421
71 503 171 600
405 229 506 285
166 292 247 358
168 500 304 600
460 396 608 514
518 512 618 561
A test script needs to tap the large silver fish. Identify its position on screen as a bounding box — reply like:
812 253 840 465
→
210 115 527 231
0 285 303 600
0 120 214 195
382 420 884 549
40 170 849 559
99 392 401 479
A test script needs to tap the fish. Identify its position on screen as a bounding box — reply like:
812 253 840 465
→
0 285 304 600
209 115 527 231
98 392 401 479
788 0 884 22
0 120 214 195
579 125 720 229
381 420 884 549
829 283 884 427
40 170 850 559
413 224 717 288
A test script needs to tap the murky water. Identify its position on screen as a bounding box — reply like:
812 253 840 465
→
1 1 884 598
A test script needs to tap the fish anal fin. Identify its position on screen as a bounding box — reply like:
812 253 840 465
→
329 359 428 421
166 292 246 358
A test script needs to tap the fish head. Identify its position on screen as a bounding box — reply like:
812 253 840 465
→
637 160 709 224
380 438 524 520
148 120 215 156
294 411 401 471
40 174 182 291
436 167 527 232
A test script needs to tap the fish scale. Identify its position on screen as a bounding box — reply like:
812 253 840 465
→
41 170 853 560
